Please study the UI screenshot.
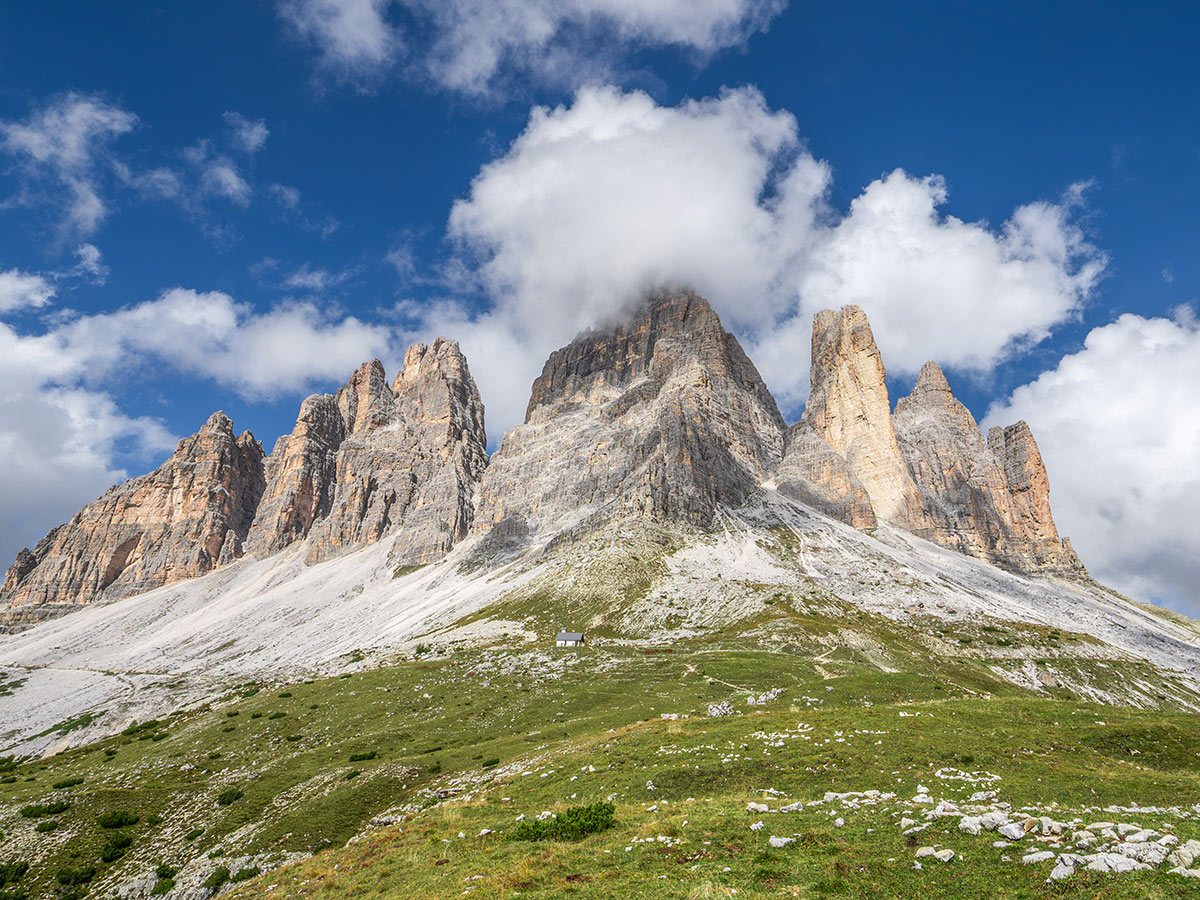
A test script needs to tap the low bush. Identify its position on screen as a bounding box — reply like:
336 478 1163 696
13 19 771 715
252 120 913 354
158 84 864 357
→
100 832 133 862
184 828 204 841
20 801 70 818
481 757 500 769
348 751 376 762
511 802 615 842
155 865 176 880
52 777 83 790
344 769 360 780
97 810 138 828
0 862 28 885
150 878 175 895
55 866 95 886
34 821 57 833
230 867 260 883
217 788 244 806
202 867 230 891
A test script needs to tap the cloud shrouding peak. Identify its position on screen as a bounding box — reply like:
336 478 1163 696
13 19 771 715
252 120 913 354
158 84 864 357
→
0 93 137 236
435 85 1105 432
278 0 785 92
984 309 1200 615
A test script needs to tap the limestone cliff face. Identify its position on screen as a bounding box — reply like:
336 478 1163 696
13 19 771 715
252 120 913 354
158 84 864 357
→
801 305 929 532
0 412 265 625
892 361 1085 575
987 421 1085 574
303 340 489 565
243 394 346 557
893 361 1026 565
474 289 786 547
773 420 877 529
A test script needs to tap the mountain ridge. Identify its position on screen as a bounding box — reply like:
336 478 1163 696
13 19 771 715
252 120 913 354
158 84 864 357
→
2 289 1086 628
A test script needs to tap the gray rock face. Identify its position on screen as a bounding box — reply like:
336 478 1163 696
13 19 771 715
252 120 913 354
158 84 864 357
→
244 394 346 557
773 420 877 529
474 289 786 549
893 360 1085 575
0 412 266 626
305 340 489 566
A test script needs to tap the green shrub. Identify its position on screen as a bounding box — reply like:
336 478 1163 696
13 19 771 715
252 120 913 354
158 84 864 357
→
56 866 95 886
19 801 70 818
52 776 83 790
202 867 230 891
279 691 293 698
267 712 286 720
222 726 236 733
145 814 163 826
0 862 28 885
100 831 133 862
217 788 243 806
348 750 376 762
481 757 500 768
150 878 175 895
226 710 239 718
0 776 15 784
285 734 302 742
97 810 139 828
345 769 360 780
511 802 615 842
34 821 57 833
230 867 260 883
250 713 263 719
155 864 176 880
103 748 117 757
121 720 159 736
184 828 204 841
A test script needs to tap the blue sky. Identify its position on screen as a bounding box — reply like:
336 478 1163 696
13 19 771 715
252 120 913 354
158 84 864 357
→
1 1 1198 611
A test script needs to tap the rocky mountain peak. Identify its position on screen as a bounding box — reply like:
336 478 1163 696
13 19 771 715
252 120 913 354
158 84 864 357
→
476 288 785 549
337 359 394 434
802 304 929 531
1 411 266 626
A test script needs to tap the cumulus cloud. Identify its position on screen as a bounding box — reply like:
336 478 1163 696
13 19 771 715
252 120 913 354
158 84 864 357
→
984 309 1200 614
278 0 785 92
0 269 56 313
438 85 1105 432
0 93 137 236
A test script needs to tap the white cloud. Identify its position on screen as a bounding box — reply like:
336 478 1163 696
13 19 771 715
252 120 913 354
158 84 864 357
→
224 112 270 154
279 0 785 92
278 0 401 77
55 288 396 399
440 85 1104 432
202 161 253 206
283 263 352 291
984 309 1200 614
0 93 137 236
71 243 108 283
0 269 55 313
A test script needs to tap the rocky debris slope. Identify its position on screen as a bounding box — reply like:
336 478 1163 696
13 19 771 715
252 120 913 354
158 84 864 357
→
0 413 265 627
473 288 786 551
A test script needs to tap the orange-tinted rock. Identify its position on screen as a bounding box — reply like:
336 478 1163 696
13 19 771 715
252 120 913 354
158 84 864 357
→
0 412 265 625
802 305 929 532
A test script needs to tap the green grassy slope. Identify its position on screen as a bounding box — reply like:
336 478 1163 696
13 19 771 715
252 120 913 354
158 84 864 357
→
2 625 1200 899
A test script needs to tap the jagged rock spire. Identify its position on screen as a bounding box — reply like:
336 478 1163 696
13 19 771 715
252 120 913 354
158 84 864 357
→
801 305 929 532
